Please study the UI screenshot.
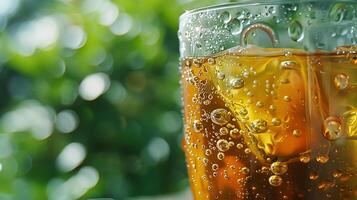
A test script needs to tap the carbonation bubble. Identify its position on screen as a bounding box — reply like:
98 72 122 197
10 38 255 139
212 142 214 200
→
272 118 281 126
217 71 225 80
283 95 292 102
334 73 349 90
241 167 250 174
270 162 288 175
229 18 243 35
250 119 268 133
256 101 264 108
293 129 302 137
280 61 297 69
332 169 343 178
212 164 219 171
221 11 232 23
239 108 248 116
323 117 342 141
269 175 283 186
244 148 251 154
220 127 229 135
217 139 230 152
211 108 230 125
207 58 215 65
229 77 245 89
205 149 212 156
309 171 319 180
300 154 311 163
236 143 243 149
288 20 304 42
230 128 240 138
329 3 353 22
193 120 204 132
217 152 225 160
316 155 329 163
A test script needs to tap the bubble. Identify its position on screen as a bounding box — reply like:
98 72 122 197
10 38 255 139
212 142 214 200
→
268 6 276 14
193 120 203 132
220 127 229 135
280 78 290 84
212 164 219 171
334 73 349 90
221 11 232 23
309 171 319 180
244 148 251 154
271 118 281 126
299 154 311 163
241 167 250 174
230 128 240 138
332 169 343 178
205 149 212 156
269 175 283 186
288 20 304 42
236 143 243 149
261 166 270 173
216 139 230 152
316 155 329 164
217 152 225 160
217 71 225 80
229 77 245 89
280 61 297 69
323 117 342 141
229 18 243 35
283 96 292 102
256 101 264 108
293 129 302 137
270 162 288 175
211 108 230 125
239 108 248 116
329 3 353 22
250 119 268 133
207 58 215 65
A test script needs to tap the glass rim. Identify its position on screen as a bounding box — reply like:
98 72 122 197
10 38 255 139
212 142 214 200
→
179 0 355 20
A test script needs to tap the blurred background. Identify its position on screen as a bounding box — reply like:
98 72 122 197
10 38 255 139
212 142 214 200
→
0 0 238 199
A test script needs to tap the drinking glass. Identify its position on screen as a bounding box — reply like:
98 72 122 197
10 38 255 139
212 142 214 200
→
179 1 357 199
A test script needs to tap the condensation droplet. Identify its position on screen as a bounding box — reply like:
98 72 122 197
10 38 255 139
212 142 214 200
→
288 20 304 42
269 175 283 186
270 162 288 175
323 117 342 141
193 120 203 132
211 108 230 125
216 139 230 152
334 73 349 90
329 3 353 22
229 77 245 89
250 119 268 133
316 155 329 164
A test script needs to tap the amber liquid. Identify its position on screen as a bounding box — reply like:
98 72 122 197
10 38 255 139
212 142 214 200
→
181 46 357 200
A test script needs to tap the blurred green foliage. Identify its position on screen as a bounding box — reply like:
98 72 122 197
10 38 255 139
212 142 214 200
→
0 0 237 199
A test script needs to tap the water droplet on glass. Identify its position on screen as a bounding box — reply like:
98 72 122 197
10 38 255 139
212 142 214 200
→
334 73 349 90
316 155 329 164
229 77 245 89
270 162 288 175
256 101 264 108
268 6 276 14
332 169 343 178
288 20 304 42
280 61 297 69
250 119 268 133
220 127 229 135
323 117 342 141
193 120 203 132
216 139 230 152
211 108 230 125
299 154 311 163
229 18 243 35
269 175 283 186
329 3 353 22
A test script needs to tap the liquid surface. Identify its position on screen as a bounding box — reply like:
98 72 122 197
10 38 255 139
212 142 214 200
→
181 46 357 200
